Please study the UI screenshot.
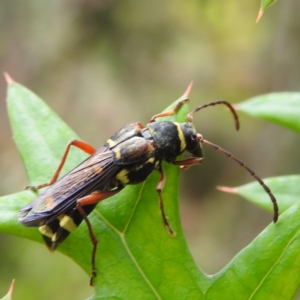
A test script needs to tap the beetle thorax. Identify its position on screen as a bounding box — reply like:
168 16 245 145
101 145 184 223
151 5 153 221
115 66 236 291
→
146 121 191 162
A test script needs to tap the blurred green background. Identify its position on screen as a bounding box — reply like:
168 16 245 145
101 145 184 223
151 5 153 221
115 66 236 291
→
1 1 300 299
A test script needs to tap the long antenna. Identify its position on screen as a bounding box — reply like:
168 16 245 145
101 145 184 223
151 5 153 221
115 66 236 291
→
195 133 279 223
187 100 240 131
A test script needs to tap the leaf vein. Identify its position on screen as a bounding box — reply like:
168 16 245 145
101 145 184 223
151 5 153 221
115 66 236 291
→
249 226 300 299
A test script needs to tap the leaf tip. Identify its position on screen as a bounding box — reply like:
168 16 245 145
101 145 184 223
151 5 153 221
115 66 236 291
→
256 9 264 23
8 279 15 297
4 73 15 85
217 185 237 194
183 81 193 99
2 279 15 299
232 103 239 110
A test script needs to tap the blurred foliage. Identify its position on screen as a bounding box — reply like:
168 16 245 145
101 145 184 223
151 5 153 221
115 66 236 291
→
0 0 300 299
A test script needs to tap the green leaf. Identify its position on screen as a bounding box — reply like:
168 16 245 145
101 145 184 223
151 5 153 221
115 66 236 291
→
6 78 87 185
256 0 276 22
236 92 300 133
219 175 300 214
260 0 276 11
207 200 300 300
2 80 300 299
2 80 207 299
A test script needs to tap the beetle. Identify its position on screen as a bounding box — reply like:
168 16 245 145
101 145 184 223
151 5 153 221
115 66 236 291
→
18 83 279 286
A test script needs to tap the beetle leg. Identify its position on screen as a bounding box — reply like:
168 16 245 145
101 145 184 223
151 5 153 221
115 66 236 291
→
25 140 97 190
76 187 123 286
156 166 175 236
150 100 189 122
172 157 203 170
136 122 146 129
150 82 193 122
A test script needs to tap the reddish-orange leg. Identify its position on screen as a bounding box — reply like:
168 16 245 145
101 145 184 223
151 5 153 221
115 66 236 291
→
172 157 203 170
150 99 189 122
156 157 203 235
150 83 193 122
76 187 123 286
156 166 175 236
25 140 96 190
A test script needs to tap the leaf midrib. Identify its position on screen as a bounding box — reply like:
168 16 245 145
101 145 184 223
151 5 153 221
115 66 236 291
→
94 182 162 299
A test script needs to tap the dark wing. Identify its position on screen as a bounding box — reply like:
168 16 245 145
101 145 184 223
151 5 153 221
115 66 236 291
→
19 146 120 226
18 123 146 250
